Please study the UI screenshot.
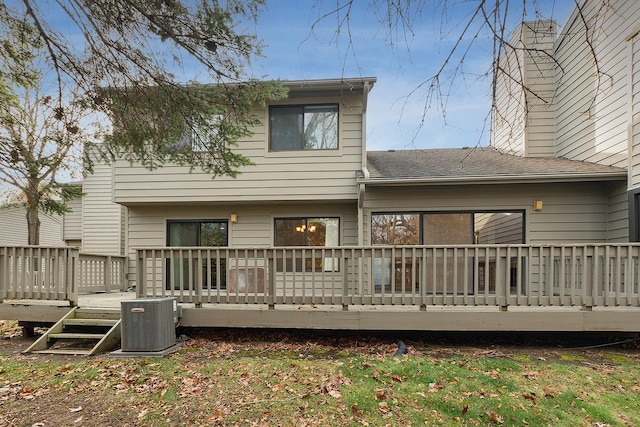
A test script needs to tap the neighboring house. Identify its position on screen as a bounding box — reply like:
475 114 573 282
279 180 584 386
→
0 206 64 246
492 0 640 241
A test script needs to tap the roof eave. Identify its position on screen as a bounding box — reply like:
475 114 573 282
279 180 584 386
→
358 172 628 186
283 77 377 92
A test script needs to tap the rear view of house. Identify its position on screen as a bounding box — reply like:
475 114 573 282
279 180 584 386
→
2 0 640 333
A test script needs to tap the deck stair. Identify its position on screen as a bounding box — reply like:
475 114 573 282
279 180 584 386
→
24 307 122 356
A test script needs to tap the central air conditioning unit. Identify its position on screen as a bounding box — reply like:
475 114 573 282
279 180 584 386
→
120 297 179 352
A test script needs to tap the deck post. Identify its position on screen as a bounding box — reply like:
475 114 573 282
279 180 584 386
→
268 252 275 310
121 257 129 292
104 256 112 293
136 250 145 298
0 247 5 300
497 247 508 310
68 248 80 306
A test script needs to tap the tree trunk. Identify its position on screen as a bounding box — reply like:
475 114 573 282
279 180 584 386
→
26 207 40 246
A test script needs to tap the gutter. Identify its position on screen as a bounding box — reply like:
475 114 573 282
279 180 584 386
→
361 80 371 180
358 80 373 247
358 172 628 187
285 77 377 93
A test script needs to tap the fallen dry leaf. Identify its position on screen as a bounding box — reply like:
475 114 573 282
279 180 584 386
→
351 404 363 417
543 386 559 398
428 381 444 393
389 374 402 383
488 410 504 424
375 388 387 400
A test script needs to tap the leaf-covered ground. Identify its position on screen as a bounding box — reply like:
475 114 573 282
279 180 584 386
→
0 321 639 426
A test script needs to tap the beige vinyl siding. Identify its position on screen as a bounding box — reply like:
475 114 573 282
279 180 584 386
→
125 202 358 286
630 33 640 187
492 21 556 157
113 92 365 205
0 207 63 246
62 196 82 243
607 182 629 241
492 25 526 155
555 0 639 167
362 182 615 245
82 159 124 255
522 21 557 158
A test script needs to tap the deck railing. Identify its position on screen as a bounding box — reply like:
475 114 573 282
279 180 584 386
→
136 244 640 308
0 246 127 304
79 253 128 294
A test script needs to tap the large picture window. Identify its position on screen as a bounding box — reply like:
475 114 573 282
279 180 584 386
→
269 105 338 150
274 217 339 272
371 211 524 245
167 220 228 290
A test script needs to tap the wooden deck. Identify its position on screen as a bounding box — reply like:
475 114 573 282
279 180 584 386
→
1 292 639 333
2 245 640 332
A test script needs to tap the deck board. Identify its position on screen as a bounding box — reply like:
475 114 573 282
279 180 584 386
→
1 292 640 332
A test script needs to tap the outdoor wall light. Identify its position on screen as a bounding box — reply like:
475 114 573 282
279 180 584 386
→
533 200 543 211
230 213 238 223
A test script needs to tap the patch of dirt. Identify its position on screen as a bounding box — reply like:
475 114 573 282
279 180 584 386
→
1 320 639 366
175 327 640 366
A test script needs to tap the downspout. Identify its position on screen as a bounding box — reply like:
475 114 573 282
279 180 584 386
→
359 81 371 247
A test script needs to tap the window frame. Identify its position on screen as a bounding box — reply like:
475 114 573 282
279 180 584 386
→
268 104 340 151
371 210 526 245
170 115 224 153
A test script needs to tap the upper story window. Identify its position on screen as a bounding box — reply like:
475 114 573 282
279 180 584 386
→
269 104 339 151
170 115 223 153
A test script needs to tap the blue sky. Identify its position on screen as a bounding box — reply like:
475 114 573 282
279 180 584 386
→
242 1 575 151
8 1 575 154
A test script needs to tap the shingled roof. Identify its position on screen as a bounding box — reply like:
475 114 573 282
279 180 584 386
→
363 147 626 185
